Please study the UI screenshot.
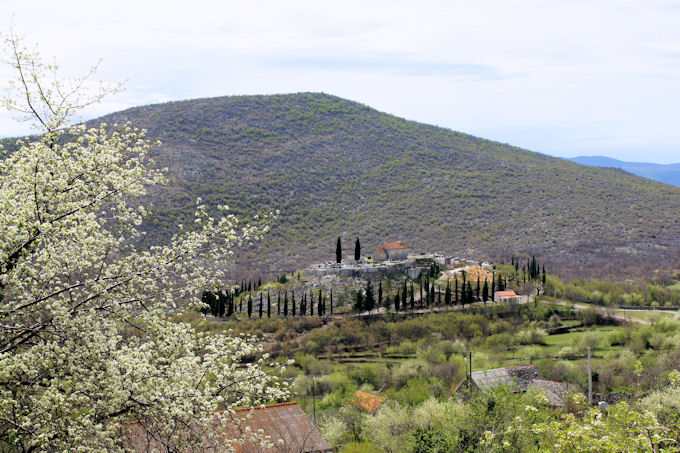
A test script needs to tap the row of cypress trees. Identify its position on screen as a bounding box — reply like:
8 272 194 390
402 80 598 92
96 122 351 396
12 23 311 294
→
352 271 498 314
201 288 334 319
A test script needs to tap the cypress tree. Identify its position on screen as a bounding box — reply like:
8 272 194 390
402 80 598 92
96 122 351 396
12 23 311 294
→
491 273 496 302
423 277 429 308
248 281 252 293
445 281 451 306
461 271 467 305
482 279 489 303
310 291 314 316
401 280 407 312
218 292 226 318
354 237 361 261
291 291 296 317
430 281 435 306
247 295 252 318
355 290 364 313
425 281 430 308
365 281 375 313
283 292 288 317
336 237 342 263
330 289 333 315
259 292 263 318
277 291 281 316
476 277 480 301
227 293 234 317
318 290 323 316
267 291 271 318
200 291 209 315
419 278 423 307
410 283 415 311
454 279 459 305
394 292 400 312
378 281 383 311
300 293 306 316
239 297 242 313
466 281 473 306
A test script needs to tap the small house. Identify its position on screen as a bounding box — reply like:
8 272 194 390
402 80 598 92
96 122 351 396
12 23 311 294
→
457 365 577 407
123 402 333 452
383 242 408 260
528 379 576 407
495 290 521 303
375 247 387 261
461 365 541 393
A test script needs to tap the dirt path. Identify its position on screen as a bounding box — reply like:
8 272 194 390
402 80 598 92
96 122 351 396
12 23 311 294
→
542 299 652 325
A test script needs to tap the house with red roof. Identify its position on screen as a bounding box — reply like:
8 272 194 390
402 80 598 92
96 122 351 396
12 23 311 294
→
381 242 408 261
495 290 521 303
375 247 387 261
345 391 387 415
122 402 333 452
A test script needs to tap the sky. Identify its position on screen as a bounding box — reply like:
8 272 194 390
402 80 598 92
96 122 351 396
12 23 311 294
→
1 0 680 163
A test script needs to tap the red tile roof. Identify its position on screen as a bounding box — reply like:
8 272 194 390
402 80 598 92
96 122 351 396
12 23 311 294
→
383 242 407 250
346 391 387 414
376 247 386 254
123 402 332 452
496 290 518 298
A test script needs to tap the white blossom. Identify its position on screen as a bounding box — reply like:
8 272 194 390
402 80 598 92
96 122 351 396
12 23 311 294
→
0 30 288 451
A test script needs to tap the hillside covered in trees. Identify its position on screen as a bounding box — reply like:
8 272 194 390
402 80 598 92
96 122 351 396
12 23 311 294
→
73 93 680 278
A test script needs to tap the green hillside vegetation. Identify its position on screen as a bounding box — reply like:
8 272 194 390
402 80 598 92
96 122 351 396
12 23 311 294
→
188 297 680 452
16 92 680 278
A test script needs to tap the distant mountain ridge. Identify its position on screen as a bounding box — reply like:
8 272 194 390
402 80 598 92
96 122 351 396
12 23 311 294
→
567 156 680 187
8 93 680 279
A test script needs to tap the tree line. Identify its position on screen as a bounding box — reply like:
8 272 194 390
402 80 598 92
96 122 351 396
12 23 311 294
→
201 287 334 319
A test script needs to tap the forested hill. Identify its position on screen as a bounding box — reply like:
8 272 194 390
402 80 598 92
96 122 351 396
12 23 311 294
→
567 156 680 187
87 93 680 278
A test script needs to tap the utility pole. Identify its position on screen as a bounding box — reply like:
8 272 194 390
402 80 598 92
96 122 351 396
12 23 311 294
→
312 378 316 423
588 347 593 405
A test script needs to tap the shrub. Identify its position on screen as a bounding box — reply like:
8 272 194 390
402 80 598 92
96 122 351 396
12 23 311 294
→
572 332 602 350
514 328 547 345
517 345 544 362
391 360 432 388
557 346 580 359
349 364 387 388
485 333 513 352
317 371 356 396
432 362 460 385
641 384 680 425
608 329 631 346
294 352 332 375
319 415 347 448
